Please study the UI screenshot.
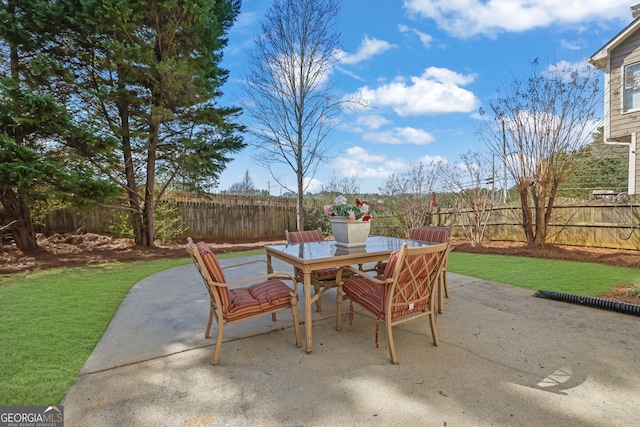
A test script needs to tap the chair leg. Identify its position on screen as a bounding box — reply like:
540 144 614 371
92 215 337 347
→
429 313 439 347
438 273 445 314
314 283 322 312
211 323 224 365
387 321 398 364
336 286 343 331
205 307 214 339
443 271 449 298
290 295 302 348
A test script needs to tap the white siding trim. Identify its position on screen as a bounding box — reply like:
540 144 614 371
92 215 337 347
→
604 59 611 140
630 133 637 195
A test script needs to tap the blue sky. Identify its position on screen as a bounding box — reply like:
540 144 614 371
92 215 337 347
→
216 0 635 195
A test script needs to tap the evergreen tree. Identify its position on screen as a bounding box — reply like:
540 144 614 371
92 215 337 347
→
59 0 245 246
559 127 628 198
0 0 118 252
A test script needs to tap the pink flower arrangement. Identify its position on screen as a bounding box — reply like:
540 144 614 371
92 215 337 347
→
323 195 374 221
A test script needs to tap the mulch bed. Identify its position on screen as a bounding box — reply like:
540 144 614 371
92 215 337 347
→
1 233 639 305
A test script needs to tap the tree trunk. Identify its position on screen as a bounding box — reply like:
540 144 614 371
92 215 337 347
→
518 186 535 246
1 189 39 253
534 202 547 246
4 35 38 252
533 184 549 246
142 122 159 247
118 95 144 245
296 174 304 231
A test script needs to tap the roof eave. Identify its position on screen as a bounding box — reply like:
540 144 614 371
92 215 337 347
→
588 18 640 70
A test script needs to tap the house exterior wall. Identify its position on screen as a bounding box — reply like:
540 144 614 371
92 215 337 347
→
635 137 640 192
609 29 640 141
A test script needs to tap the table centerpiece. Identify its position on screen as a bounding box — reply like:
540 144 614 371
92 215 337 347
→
324 195 374 247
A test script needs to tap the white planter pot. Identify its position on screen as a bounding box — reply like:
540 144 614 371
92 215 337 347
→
330 217 371 247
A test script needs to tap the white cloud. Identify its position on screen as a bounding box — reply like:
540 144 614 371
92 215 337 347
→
399 24 434 48
335 65 365 81
403 0 631 38
327 149 453 193
356 115 392 130
363 127 435 145
304 176 324 193
337 36 397 65
353 67 479 116
343 146 387 163
560 39 584 51
418 154 448 164
543 59 598 80
332 146 396 180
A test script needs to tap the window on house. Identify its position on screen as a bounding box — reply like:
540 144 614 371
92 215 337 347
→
623 62 640 112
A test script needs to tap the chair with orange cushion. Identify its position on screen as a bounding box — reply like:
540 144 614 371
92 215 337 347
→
185 237 301 365
410 226 452 313
336 241 449 364
285 228 337 312
376 226 452 313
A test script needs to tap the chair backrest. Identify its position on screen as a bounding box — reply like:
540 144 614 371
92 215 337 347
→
285 228 325 244
410 226 452 244
185 238 230 311
385 242 449 319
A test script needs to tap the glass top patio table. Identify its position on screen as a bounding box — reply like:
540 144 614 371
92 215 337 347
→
266 235 431 261
265 236 434 353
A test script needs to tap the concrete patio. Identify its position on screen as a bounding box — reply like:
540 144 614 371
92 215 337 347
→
61 256 640 426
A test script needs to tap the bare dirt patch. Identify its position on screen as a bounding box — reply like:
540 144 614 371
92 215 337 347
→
1 233 639 305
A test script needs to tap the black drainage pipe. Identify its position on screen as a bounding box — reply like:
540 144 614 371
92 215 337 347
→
534 290 640 317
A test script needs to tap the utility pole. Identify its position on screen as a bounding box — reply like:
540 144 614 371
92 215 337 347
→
502 120 508 203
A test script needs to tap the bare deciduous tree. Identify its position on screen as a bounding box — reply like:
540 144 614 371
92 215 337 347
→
379 162 443 237
321 174 361 195
479 59 600 246
442 151 494 246
228 170 257 195
241 0 348 231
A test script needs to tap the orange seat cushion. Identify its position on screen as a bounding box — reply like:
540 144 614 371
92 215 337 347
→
410 227 450 243
287 229 325 243
225 279 294 320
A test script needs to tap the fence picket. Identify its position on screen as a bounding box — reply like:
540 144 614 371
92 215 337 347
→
34 196 640 249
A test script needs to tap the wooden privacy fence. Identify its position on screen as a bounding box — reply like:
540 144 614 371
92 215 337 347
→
40 195 298 241
39 196 640 249
431 200 640 250
177 198 297 240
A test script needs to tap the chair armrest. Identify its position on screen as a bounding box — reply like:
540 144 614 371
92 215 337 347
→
336 265 386 285
214 271 299 294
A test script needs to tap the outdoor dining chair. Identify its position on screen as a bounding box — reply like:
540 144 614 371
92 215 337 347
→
185 237 301 365
410 226 452 313
376 226 452 313
336 241 449 364
285 228 338 312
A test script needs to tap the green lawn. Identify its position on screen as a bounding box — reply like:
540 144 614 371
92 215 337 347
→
448 252 640 296
1 249 638 406
0 250 263 406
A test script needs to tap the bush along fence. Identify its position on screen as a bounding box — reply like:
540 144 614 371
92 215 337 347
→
36 195 640 250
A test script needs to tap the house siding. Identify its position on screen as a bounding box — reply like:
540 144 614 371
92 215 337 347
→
636 148 640 191
609 29 640 141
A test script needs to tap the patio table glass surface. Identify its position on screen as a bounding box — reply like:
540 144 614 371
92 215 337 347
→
265 236 434 353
